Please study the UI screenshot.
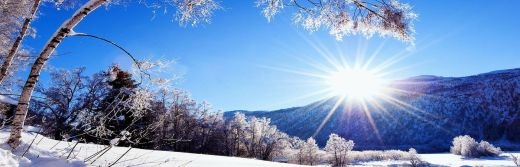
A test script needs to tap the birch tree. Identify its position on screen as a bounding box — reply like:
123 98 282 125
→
0 0 41 84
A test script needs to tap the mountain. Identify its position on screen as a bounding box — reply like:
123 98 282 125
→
225 68 520 152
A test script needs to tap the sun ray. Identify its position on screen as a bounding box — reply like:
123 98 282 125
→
312 95 346 138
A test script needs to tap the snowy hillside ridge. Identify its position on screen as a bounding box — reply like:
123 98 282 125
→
0 129 304 167
225 68 520 152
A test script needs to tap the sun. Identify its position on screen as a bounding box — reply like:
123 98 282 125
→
326 68 387 101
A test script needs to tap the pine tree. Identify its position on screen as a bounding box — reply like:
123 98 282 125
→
90 65 144 146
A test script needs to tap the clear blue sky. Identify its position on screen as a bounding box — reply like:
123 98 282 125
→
23 0 520 111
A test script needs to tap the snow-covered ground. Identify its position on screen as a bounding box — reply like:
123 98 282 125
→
355 152 520 167
0 128 303 167
0 128 519 167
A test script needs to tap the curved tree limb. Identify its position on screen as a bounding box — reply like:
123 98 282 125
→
68 33 151 83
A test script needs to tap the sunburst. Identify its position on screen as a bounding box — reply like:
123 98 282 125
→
263 37 439 140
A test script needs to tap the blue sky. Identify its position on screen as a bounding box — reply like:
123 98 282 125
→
23 0 520 111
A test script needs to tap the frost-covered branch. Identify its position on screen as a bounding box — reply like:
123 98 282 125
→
257 0 417 42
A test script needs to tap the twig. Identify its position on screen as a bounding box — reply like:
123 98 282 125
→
49 140 61 150
89 145 112 164
35 135 45 145
21 133 39 157
84 145 111 162
108 146 133 167
66 142 80 159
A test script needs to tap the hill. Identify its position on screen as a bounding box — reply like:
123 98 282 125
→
226 68 520 152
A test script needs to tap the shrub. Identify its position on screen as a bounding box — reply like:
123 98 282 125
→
349 149 414 162
450 135 501 157
477 141 502 156
409 148 427 167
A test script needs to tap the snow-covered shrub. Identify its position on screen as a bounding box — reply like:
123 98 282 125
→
408 148 427 167
450 135 501 157
477 141 502 156
451 135 478 157
348 149 414 162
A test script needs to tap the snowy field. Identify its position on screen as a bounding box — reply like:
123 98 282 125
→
356 153 520 167
0 128 303 167
420 153 519 166
0 128 519 167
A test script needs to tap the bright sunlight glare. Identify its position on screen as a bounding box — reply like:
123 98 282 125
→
326 68 387 101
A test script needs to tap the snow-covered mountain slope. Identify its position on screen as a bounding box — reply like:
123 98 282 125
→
226 68 520 152
0 129 304 167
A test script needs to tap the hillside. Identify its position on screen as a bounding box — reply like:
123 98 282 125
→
226 68 520 152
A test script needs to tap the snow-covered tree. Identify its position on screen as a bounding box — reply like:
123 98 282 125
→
243 116 289 160
324 133 354 167
301 137 321 165
256 0 417 41
226 112 248 156
75 66 157 148
192 105 226 154
0 0 40 85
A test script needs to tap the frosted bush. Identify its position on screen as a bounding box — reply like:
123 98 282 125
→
348 149 414 162
477 141 502 156
450 135 501 157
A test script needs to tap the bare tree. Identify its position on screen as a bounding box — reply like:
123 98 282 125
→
33 68 87 140
256 0 417 41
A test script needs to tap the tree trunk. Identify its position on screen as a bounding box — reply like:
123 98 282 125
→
7 0 107 149
0 0 41 84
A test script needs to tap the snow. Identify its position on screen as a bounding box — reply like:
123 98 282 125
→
0 128 518 166
0 129 304 167
354 153 520 166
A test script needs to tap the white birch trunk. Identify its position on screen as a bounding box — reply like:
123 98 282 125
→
0 0 41 84
7 0 107 149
